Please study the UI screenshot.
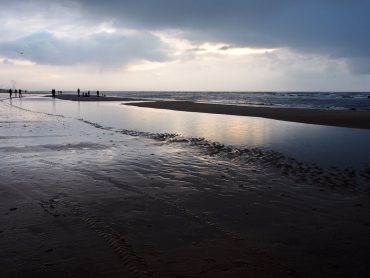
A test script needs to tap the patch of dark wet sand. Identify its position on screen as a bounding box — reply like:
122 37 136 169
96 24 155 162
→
125 100 370 129
2 153 370 277
53 94 143 102
0 142 109 153
0 135 66 140
0 201 132 277
0 120 37 123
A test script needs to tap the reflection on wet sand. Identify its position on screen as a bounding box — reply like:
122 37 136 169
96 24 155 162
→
1 97 370 278
10 96 370 168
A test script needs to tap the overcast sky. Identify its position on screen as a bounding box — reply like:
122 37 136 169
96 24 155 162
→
0 0 370 91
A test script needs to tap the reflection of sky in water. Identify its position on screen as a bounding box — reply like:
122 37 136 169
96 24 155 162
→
11 96 370 168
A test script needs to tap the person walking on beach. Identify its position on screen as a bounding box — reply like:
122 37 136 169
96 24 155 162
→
97 90 100 97
51 89 56 98
9 89 12 99
77 88 80 97
19 89 22 98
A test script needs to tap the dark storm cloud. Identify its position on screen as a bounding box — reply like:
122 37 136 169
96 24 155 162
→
0 0 369 73
73 0 370 73
0 32 170 67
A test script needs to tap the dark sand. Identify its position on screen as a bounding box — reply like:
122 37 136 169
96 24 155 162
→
126 101 370 129
1 99 370 278
53 94 142 102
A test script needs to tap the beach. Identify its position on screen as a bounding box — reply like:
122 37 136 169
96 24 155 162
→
2 0 370 276
53 94 142 102
0 96 370 277
125 100 370 129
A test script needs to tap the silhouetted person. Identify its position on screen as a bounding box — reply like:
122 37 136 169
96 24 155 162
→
19 89 22 98
87 90 90 97
9 89 12 99
14 89 18 97
77 88 80 97
97 90 100 97
51 89 56 98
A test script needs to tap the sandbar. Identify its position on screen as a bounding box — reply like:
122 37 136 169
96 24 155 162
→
125 101 370 129
53 94 142 102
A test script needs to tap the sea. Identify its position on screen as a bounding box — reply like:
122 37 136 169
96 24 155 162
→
105 91 370 111
23 91 370 111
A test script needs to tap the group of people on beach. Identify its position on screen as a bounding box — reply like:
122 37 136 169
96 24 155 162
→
77 88 105 97
51 89 63 98
49 88 106 98
8 88 24 98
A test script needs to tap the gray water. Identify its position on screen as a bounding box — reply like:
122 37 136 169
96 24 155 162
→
7 95 370 169
24 91 370 111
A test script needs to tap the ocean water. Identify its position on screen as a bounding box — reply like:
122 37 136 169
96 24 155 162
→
105 91 370 111
7 95 370 169
21 91 370 111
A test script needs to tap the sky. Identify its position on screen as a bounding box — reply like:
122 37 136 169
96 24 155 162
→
0 0 370 91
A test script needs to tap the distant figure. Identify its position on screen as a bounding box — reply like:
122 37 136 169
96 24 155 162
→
14 89 18 98
87 90 90 97
19 89 22 98
77 88 80 97
9 89 12 99
96 90 100 97
51 89 56 98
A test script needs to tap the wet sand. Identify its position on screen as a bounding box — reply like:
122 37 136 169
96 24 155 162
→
53 94 142 102
1 99 370 277
126 101 370 129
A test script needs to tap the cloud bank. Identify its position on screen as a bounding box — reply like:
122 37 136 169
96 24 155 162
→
73 0 370 71
1 0 369 71
0 0 370 90
0 31 170 67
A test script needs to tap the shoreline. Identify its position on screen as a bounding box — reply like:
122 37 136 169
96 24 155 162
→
125 101 370 129
53 94 142 102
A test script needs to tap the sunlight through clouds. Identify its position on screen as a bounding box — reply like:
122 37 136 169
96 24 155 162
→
0 0 369 90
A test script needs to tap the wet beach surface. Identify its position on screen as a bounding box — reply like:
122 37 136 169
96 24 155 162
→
10 95 370 168
1 98 370 277
53 94 143 102
125 100 370 129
